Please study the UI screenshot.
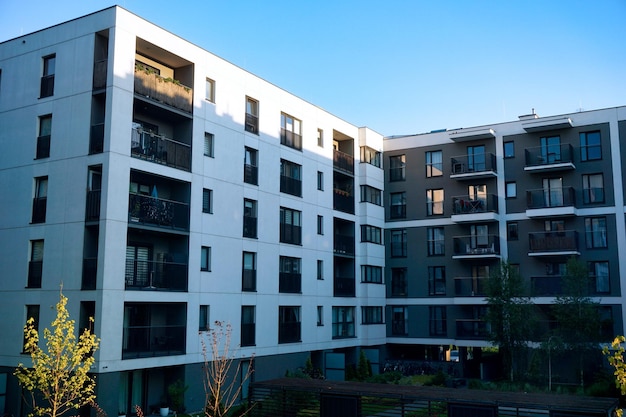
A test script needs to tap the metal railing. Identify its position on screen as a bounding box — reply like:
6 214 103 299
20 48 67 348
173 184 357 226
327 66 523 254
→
128 193 189 230
122 324 186 359
450 153 496 175
124 258 188 291
527 187 575 209
453 235 500 256
454 277 487 296
131 127 191 171
452 194 498 215
528 230 578 253
333 150 354 174
525 144 574 167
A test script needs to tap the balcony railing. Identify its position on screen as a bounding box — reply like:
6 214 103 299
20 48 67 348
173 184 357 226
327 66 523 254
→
31 197 47 223
334 276 355 297
333 188 355 214
456 319 489 339
242 269 256 291
389 204 406 219
131 127 191 171
525 144 574 168
124 258 188 291
454 277 487 296
90 123 104 154
245 113 259 134
453 235 500 256
82 258 97 290
122 324 186 359
27 261 43 288
134 64 192 113
452 194 498 215
279 272 301 293
280 175 302 197
278 322 301 344
334 235 355 256
36 135 50 159
85 190 101 221
391 320 408 336
93 59 107 89
280 129 302 150
527 187 575 209
243 216 257 238
528 230 578 254
244 164 258 185
333 150 354 174
128 193 189 230
450 153 496 175
531 276 563 296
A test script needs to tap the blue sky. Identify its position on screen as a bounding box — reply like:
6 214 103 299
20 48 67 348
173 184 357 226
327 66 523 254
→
1 1 625 136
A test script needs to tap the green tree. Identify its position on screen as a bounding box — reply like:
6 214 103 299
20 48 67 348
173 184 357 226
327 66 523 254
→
485 261 534 381
602 335 625 417
15 288 100 417
552 257 601 387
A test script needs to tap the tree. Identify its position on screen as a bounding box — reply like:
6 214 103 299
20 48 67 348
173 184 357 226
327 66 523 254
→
15 288 100 417
602 335 626 417
485 261 534 381
202 321 254 417
552 257 601 387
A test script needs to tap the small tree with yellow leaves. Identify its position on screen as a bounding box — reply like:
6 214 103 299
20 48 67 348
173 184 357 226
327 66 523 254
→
15 289 100 417
603 335 626 417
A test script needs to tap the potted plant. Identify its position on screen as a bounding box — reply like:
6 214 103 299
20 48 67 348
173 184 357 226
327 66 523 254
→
159 395 169 417
168 379 188 414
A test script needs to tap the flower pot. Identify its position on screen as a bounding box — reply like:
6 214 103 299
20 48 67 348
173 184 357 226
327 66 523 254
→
159 407 169 417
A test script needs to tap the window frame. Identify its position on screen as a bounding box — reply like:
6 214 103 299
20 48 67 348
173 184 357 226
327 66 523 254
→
429 306 447 336
505 181 517 198
317 259 324 280
427 227 445 256
242 251 257 292
280 112 302 150
241 305 256 346
202 188 213 214
201 246 211 271
360 146 382 168
245 97 259 134
317 128 324 148
204 132 214 157
361 306 384 325
588 261 610 294
279 207 302 245
389 192 406 219
361 265 383 284
317 171 324 191
425 150 443 178
332 306 356 339
199 305 210 331
426 188 444 216
361 225 382 244
390 229 407 258
504 141 515 158
244 147 258 185
278 306 301 344
243 198 258 238
580 131 602 161
391 267 407 296
317 215 324 235
428 266 446 296
582 173 605 204
585 217 608 249
360 185 382 205
28 239 44 288
280 159 302 197
36 114 52 159
389 155 406 182
205 77 215 102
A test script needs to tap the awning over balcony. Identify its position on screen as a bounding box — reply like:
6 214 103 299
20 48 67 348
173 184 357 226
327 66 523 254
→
448 127 496 142
522 116 573 133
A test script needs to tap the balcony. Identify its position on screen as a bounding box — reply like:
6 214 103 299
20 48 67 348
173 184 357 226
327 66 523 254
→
456 319 489 339
85 190 101 221
531 276 563 296
93 58 107 89
31 197 47 224
524 144 575 172
134 63 192 113
82 258 97 290
334 276 355 297
89 123 104 154
391 320 408 336
125 257 188 291
333 150 354 174
450 153 496 179
526 187 576 217
131 127 191 172
451 194 498 223
122 324 185 359
454 277 487 296
452 235 500 259
333 188 354 214
334 234 355 256
279 272 301 293
528 230 579 256
128 193 189 231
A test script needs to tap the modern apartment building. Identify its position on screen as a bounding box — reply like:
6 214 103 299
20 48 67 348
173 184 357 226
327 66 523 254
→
383 107 626 363
0 7 386 414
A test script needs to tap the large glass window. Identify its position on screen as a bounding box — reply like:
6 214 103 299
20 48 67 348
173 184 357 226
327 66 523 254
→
28 240 44 288
361 225 382 244
332 306 355 338
585 217 607 248
241 306 256 346
580 131 601 161
361 265 383 284
32 176 48 223
40 54 55 98
428 266 446 296
279 207 302 245
390 192 406 219
467 145 486 171
280 159 302 197
280 113 302 150
391 267 407 296
360 146 381 168
427 227 445 256
279 256 301 293
582 173 604 204
389 155 406 181
245 97 259 134
199 305 209 331
540 135 561 163
425 150 443 177
429 306 447 336
244 147 258 185
589 261 609 294
391 306 408 335
278 306 301 343
36 114 52 159
243 199 257 238
361 306 384 324
242 252 256 291
360 185 382 205
390 229 407 257
426 189 444 215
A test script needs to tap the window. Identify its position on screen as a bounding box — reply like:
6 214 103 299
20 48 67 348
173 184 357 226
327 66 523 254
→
317 260 324 280
362 306 384 324
28 240 44 288
428 266 446 296
542 177 564 207
425 150 443 177
40 54 55 98
389 155 406 181
540 135 561 163
361 146 381 168
317 128 324 147
427 227 445 256
205 77 215 102
24 305 40 351
241 306 256 346
204 132 214 157
589 261 609 294
580 131 601 161
390 229 407 257
317 171 324 191
280 159 302 197
504 141 515 158
244 147 258 185
470 224 489 248
243 199 257 238
36 114 52 159
361 265 382 283
389 192 406 219
505 181 517 198
360 185 382 205
278 306 301 343
245 97 259 134
32 176 48 223
361 225 382 244
585 217 607 248
242 252 256 291
202 189 213 214
391 267 407 296
582 173 604 204
280 112 302 150
429 306 447 336
391 306 408 335
317 306 324 326
467 145 486 171
507 222 518 240
317 215 324 235
201 246 211 271
279 207 302 245
279 256 301 293
199 305 209 331
332 306 355 338
426 189 444 216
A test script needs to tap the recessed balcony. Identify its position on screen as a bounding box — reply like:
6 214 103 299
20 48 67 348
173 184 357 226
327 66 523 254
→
456 319 489 339
125 257 188 291
451 194 498 223
524 144 575 172
450 153 497 180
531 276 563 296
128 193 189 231
526 187 576 217
131 127 191 172
134 63 192 113
333 149 354 174
528 230 579 257
454 277 487 297
452 235 500 259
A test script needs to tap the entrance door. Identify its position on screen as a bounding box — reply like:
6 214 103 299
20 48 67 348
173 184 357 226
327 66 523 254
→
119 370 145 414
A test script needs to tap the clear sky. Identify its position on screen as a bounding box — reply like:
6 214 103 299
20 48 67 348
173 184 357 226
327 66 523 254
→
1 1 625 137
